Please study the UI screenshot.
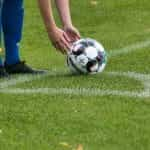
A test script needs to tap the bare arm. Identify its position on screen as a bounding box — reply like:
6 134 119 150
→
38 0 56 32
55 0 72 27
37 0 70 53
55 0 80 41
37 0 80 53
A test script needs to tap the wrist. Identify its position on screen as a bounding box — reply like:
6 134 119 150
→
46 23 57 33
63 22 73 29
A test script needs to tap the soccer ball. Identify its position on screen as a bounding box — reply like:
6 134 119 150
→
67 38 107 74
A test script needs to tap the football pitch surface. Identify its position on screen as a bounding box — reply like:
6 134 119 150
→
0 0 150 150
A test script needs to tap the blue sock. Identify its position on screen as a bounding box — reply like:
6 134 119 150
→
4 37 20 65
0 0 3 67
0 57 3 67
2 0 24 65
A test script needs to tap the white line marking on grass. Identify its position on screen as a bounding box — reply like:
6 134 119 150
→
0 71 149 98
107 71 150 97
0 75 35 89
0 74 45 89
108 71 150 90
0 88 149 98
0 39 150 98
109 39 150 57
0 70 63 89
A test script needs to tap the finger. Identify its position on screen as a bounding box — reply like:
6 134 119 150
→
68 31 80 42
61 38 71 50
53 41 66 54
52 41 59 50
67 34 75 43
58 42 66 52
57 40 68 54
72 29 80 38
76 34 81 39
69 35 79 43
59 43 68 54
75 35 80 41
72 30 81 39
63 32 71 42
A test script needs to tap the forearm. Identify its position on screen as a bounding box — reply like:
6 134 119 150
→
38 0 56 31
55 0 72 27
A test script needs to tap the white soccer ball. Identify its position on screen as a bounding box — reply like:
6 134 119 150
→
67 38 107 74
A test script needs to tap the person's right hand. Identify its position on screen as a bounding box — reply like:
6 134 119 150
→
64 25 80 43
48 26 71 54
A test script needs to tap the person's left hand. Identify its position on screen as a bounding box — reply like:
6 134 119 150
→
64 25 81 43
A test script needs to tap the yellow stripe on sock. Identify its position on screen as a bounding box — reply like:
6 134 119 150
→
0 48 2 52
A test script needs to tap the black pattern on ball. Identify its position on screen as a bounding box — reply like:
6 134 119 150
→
86 60 97 72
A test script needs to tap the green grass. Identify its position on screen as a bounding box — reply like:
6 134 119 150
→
0 0 150 149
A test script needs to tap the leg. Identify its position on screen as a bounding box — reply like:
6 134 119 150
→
0 0 3 66
2 0 24 65
0 0 9 77
2 0 46 75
